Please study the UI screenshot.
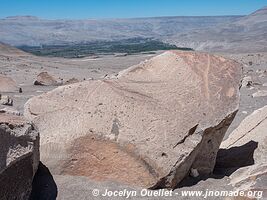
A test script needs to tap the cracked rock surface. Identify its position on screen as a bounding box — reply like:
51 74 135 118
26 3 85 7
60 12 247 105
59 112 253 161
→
24 51 241 188
0 113 39 200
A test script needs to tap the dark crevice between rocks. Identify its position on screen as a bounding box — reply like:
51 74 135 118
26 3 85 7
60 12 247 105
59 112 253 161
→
177 140 258 188
29 162 58 200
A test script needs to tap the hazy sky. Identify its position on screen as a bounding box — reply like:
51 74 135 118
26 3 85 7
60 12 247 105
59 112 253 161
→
0 0 266 19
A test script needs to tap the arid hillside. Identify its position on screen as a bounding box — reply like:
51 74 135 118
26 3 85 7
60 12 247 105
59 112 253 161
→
1 7 267 52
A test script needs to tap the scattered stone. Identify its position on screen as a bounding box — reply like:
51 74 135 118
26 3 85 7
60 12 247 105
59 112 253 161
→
241 76 252 87
0 113 39 200
34 72 59 86
64 78 79 85
0 107 21 116
0 94 13 106
241 75 261 88
24 51 241 189
91 69 99 73
256 69 263 74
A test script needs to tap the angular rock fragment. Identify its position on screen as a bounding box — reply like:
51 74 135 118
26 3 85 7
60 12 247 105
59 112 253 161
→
34 72 59 86
0 113 39 200
220 105 267 199
0 94 13 106
24 51 242 188
242 76 252 87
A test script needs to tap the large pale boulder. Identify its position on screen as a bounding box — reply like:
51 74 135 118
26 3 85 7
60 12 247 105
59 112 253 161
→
24 51 242 188
220 105 267 199
0 75 18 92
0 113 39 200
34 72 59 86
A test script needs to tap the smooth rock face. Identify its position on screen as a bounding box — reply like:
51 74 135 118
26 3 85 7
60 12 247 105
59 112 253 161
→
34 72 59 86
0 75 18 92
24 51 242 188
220 105 267 198
0 113 40 200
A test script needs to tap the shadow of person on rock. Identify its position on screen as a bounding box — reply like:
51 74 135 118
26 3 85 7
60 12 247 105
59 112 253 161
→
177 140 258 188
29 162 58 200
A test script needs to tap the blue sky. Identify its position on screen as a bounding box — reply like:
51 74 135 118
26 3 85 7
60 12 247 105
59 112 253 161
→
0 0 266 19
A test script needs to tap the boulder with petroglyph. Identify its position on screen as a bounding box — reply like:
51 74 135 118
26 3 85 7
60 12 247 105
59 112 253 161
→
24 51 241 188
0 94 13 106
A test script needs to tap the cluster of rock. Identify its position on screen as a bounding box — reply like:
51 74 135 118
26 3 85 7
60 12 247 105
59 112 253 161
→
64 78 79 85
0 94 13 106
24 51 242 188
0 107 21 116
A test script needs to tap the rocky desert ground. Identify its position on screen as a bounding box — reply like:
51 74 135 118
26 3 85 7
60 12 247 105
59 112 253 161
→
0 5 267 200
0 42 267 199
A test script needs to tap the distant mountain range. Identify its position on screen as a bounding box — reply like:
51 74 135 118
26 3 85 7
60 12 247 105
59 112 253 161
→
0 6 266 52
